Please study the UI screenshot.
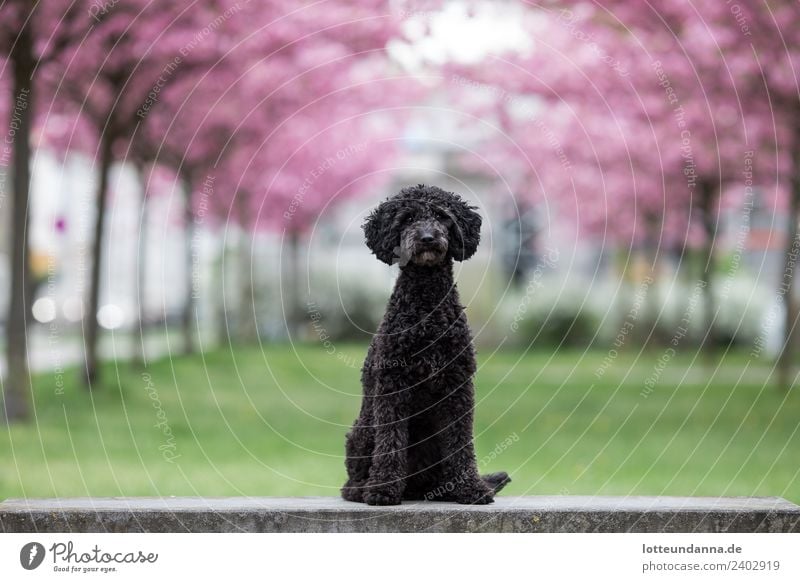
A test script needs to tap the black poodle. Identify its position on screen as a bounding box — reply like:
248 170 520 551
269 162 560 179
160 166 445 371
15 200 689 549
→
342 184 510 506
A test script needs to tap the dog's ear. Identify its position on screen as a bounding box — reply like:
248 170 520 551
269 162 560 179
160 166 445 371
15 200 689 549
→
363 199 400 265
444 196 482 261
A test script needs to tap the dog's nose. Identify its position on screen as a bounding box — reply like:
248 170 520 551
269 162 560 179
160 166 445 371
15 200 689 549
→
420 234 435 243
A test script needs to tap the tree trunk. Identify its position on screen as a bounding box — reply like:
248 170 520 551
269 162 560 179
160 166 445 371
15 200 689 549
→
181 172 195 356
286 230 301 338
134 161 148 365
215 238 231 346
777 122 800 390
3 14 35 423
82 131 114 387
698 179 718 353
238 231 258 343
236 193 257 343
639 222 660 348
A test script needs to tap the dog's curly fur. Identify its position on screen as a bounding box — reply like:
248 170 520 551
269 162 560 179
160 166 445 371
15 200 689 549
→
342 184 510 506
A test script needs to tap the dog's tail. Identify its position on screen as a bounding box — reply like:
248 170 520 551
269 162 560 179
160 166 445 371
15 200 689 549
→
482 471 511 494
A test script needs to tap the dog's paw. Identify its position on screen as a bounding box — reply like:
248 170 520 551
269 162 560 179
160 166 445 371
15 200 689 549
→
454 482 496 505
456 492 495 505
363 489 402 506
482 471 511 493
341 481 366 503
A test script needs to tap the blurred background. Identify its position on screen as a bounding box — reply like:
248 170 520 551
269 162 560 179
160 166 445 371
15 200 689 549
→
0 0 798 501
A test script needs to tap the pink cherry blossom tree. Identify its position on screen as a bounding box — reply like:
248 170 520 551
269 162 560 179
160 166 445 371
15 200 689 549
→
453 2 783 353
44 0 235 385
0 0 91 420
190 1 415 340
0 1 36 422
587 0 797 382
132 65 256 355
130 0 419 344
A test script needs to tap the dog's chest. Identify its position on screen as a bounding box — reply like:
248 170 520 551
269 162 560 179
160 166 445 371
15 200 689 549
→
392 297 469 335
404 344 475 410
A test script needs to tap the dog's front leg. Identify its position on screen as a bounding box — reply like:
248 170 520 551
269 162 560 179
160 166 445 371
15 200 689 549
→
363 384 409 506
439 383 495 505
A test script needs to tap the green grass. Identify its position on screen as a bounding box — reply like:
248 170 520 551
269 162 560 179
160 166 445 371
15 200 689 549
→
1 344 798 501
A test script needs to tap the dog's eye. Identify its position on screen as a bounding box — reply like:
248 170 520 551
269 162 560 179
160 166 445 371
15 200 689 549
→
437 213 453 227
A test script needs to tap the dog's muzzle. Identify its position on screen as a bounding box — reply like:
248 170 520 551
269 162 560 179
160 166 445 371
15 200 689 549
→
413 239 447 265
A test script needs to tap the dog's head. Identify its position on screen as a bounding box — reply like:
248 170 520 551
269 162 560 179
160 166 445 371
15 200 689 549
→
363 184 481 267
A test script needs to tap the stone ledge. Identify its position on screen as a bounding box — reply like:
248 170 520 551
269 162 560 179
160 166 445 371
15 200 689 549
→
1 496 798 533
